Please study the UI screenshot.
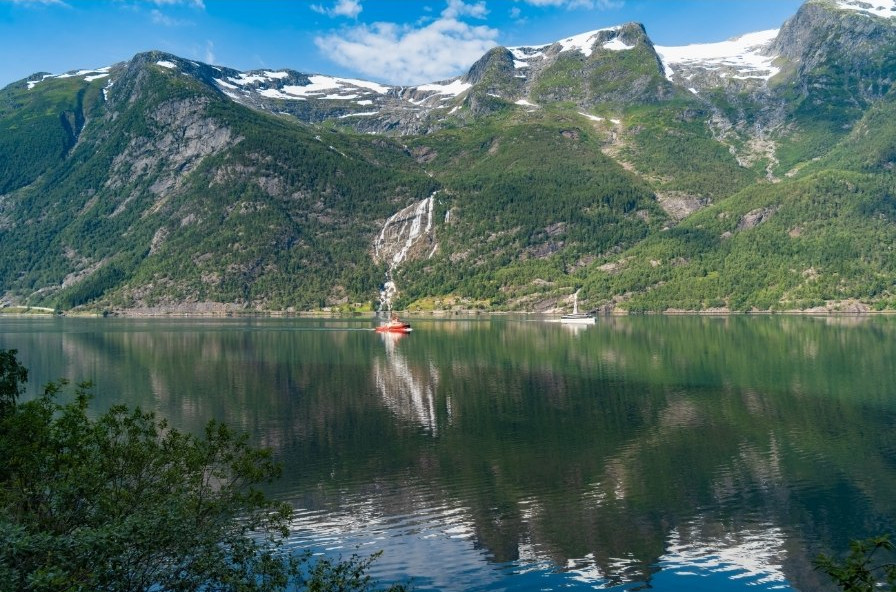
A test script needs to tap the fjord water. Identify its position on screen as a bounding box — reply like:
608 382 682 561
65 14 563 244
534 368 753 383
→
2 315 896 591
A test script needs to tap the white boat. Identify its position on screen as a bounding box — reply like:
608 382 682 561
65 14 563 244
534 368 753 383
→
561 291 595 324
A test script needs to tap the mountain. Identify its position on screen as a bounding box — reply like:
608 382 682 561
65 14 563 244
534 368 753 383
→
0 53 438 312
2 0 896 314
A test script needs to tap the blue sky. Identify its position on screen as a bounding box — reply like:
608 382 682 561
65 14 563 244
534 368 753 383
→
1 0 805 88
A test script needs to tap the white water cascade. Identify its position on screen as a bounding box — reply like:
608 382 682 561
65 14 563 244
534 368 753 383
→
373 191 439 311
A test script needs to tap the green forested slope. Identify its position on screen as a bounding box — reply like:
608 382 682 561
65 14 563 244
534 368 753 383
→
395 109 665 309
577 88 896 312
581 170 896 311
0 77 105 195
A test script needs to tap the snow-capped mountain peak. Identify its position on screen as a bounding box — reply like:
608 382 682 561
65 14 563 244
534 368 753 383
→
655 29 780 86
554 26 627 57
508 25 636 62
20 0 896 138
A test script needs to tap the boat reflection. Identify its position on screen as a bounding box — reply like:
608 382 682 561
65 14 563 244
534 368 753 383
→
561 321 592 335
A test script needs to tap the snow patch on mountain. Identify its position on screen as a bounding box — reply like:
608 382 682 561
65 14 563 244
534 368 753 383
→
225 71 283 85
339 110 380 118
508 48 545 65
603 37 636 51
329 76 390 94
216 79 239 90
655 30 780 82
27 66 112 89
415 79 472 96
556 27 622 57
835 0 896 17
222 73 391 99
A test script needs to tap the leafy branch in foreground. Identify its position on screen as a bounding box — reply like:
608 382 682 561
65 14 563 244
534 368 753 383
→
814 535 896 592
0 349 406 592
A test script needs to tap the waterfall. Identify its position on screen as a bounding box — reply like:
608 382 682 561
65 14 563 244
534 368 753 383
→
374 191 439 311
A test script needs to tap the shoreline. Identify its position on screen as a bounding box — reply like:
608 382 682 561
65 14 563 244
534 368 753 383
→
5 308 896 319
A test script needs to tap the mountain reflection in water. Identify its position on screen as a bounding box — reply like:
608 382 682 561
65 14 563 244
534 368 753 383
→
2 315 895 591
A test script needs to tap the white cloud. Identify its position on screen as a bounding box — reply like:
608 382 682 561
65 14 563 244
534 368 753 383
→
332 0 362 17
2 0 70 5
315 0 498 85
150 0 205 8
150 8 191 25
519 0 623 8
312 0 363 18
442 0 488 19
204 40 215 64
108 0 204 12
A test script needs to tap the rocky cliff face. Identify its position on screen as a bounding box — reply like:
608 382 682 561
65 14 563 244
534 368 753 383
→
105 97 238 219
772 0 896 104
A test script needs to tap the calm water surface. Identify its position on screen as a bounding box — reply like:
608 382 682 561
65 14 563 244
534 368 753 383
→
2 314 896 591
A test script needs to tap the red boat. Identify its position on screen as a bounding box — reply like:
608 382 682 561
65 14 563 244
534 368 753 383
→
375 314 412 333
